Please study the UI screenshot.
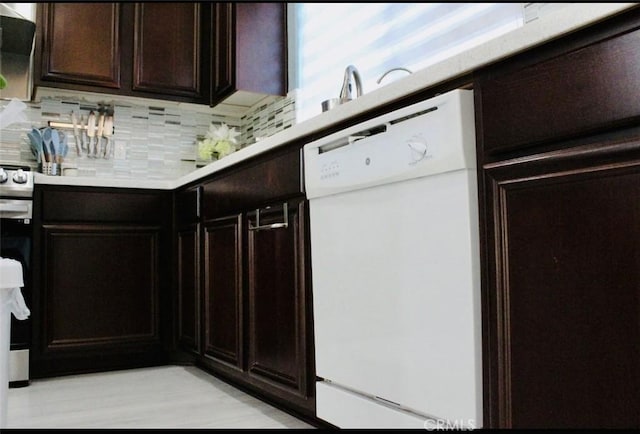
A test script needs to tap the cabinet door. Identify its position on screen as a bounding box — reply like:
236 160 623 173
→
211 3 233 99
246 199 311 400
483 136 640 428
211 3 286 105
38 3 121 88
133 3 205 100
177 224 200 355
39 224 161 357
202 215 243 370
31 186 171 378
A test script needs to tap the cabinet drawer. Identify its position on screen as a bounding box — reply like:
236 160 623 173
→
478 25 640 154
40 187 169 224
202 146 303 219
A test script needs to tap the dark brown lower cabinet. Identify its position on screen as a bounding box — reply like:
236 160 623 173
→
42 225 160 345
475 10 640 427
31 186 171 378
174 145 315 416
246 199 311 404
33 223 166 376
183 196 314 416
482 134 640 428
202 214 243 370
177 223 200 355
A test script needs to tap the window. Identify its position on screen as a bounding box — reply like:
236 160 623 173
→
289 3 524 122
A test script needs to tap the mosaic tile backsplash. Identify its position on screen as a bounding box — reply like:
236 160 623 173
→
240 90 297 145
0 91 296 180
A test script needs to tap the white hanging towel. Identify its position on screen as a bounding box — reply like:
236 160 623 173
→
0 257 29 319
6 287 30 320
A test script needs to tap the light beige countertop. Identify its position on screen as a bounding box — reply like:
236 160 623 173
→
34 3 637 191
33 173 175 189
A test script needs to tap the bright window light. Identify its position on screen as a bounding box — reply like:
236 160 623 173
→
290 3 524 122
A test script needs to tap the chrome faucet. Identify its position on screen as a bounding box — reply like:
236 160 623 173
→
339 65 363 103
376 67 413 85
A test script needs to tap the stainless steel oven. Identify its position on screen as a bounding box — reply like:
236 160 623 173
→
0 165 34 387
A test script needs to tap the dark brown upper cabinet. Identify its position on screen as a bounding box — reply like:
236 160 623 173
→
133 3 204 99
37 3 122 89
35 2 286 106
36 2 209 103
211 2 287 106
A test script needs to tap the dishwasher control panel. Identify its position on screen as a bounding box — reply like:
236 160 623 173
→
304 89 476 199
320 160 341 180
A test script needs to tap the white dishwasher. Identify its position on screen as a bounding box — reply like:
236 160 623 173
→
304 89 482 429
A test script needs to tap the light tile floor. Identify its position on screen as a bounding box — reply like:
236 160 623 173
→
7 365 314 429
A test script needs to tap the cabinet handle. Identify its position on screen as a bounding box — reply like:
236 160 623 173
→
249 202 288 231
196 186 202 219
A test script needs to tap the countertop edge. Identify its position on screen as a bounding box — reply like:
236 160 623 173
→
34 173 174 190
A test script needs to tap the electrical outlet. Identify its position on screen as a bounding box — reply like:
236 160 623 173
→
114 141 126 160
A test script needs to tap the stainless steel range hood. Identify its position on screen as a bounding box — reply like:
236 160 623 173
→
0 3 36 101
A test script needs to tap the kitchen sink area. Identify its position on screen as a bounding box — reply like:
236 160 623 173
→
2 2 640 430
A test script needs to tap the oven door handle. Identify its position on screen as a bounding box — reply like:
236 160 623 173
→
0 199 32 220
0 203 30 213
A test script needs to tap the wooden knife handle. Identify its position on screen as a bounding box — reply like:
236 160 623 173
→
86 111 96 138
103 115 113 137
96 113 105 137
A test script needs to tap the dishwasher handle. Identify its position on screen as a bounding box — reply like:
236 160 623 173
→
249 202 288 231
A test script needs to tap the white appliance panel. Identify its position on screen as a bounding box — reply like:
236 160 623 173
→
305 89 481 428
310 168 482 425
304 89 477 199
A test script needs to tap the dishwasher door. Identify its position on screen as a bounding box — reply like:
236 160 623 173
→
309 167 482 427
